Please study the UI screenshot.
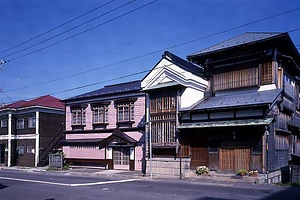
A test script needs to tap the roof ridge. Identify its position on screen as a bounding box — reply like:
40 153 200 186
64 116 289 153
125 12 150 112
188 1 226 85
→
104 80 140 88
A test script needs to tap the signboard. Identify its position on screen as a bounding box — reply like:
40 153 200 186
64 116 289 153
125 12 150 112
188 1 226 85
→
49 154 63 169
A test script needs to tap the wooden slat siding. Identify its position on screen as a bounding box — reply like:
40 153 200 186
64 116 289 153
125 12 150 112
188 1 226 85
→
107 101 117 129
219 148 250 171
292 164 300 182
63 146 105 159
180 133 190 158
134 146 143 171
252 154 263 172
213 67 258 91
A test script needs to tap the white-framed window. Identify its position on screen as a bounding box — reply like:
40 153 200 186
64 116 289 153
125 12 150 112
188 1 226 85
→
27 146 33 154
16 118 24 129
93 105 109 124
17 146 25 155
28 117 36 128
117 102 134 122
71 108 86 125
1 119 8 128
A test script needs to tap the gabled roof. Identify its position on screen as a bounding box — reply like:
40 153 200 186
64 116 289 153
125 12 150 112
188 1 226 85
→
1 95 64 110
64 80 141 101
99 128 137 144
163 51 203 75
188 32 284 58
141 51 203 83
193 88 282 111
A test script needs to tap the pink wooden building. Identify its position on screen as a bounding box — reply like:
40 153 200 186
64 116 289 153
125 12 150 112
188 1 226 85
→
62 81 145 171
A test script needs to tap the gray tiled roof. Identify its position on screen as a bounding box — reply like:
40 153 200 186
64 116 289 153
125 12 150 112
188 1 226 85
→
193 88 282 110
189 32 283 57
65 80 141 101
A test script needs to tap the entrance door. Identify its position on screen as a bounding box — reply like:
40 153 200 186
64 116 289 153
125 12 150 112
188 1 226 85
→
190 135 208 169
0 144 5 164
219 148 250 171
113 147 130 170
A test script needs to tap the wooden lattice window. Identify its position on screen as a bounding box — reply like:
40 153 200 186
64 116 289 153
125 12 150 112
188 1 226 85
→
213 67 258 91
150 89 177 145
260 62 273 85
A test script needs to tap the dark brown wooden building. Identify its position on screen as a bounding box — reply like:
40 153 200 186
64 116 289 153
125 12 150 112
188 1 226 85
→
0 95 64 167
178 32 300 183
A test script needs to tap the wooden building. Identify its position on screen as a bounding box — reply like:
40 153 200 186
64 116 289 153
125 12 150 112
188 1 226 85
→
141 51 208 176
178 32 300 182
62 81 145 171
0 95 64 167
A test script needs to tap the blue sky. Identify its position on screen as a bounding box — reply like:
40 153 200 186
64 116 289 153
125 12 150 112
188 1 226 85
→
0 0 299 104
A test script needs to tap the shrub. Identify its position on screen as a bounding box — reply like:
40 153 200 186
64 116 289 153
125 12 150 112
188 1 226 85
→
237 169 248 176
195 166 209 175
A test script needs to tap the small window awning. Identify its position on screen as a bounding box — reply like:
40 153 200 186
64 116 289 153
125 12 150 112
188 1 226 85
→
60 139 104 145
99 129 137 145
178 118 273 129
142 81 179 91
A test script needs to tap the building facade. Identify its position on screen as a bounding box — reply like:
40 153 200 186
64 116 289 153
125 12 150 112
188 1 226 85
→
141 51 208 176
62 81 145 171
178 32 300 182
0 95 64 167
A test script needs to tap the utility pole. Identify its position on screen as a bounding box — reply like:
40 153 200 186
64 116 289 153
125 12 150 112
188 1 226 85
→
0 59 7 107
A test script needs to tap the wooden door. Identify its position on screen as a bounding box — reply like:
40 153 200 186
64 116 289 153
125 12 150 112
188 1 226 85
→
190 135 208 169
219 148 250 171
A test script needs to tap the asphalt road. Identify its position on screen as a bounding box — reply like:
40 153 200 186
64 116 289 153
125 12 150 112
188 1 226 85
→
0 169 299 200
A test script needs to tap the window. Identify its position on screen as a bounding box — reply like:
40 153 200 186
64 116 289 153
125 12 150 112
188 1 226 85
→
213 67 258 91
17 146 25 155
260 62 273 85
16 118 24 129
113 148 130 165
150 89 177 145
71 108 86 125
1 119 7 128
117 102 134 122
93 105 109 124
28 117 36 128
27 146 33 154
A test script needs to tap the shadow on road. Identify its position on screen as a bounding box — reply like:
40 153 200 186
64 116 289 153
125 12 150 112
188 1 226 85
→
192 186 300 200
0 183 8 190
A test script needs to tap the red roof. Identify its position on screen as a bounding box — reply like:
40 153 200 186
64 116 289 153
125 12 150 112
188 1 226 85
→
2 95 64 110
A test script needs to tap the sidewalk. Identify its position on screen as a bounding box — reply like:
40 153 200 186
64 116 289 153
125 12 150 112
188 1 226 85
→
0 166 146 179
0 166 265 184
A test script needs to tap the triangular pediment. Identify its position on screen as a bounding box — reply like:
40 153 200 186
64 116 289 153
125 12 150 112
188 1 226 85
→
142 57 207 92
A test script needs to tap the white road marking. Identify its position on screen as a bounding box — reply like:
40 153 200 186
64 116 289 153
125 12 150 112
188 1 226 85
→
0 176 139 187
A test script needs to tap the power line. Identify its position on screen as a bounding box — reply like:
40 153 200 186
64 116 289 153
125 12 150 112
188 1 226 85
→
6 0 158 62
0 0 115 55
2 0 137 59
15 0 254 81
5 7 300 94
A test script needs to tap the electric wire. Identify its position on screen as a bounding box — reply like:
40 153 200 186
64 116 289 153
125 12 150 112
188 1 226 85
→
6 0 158 62
1 0 137 59
0 0 115 55
5 8 300 94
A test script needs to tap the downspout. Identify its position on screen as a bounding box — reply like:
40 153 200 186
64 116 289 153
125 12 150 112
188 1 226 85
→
281 55 300 72
7 113 12 167
265 126 269 183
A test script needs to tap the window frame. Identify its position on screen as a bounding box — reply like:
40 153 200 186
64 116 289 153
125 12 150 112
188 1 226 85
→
92 105 109 124
27 146 33 154
71 108 86 126
117 102 135 123
1 119 8 128
28 117 36 128
16 118 25 129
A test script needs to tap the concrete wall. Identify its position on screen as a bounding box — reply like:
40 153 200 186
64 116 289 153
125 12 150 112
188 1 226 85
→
146 157 190 177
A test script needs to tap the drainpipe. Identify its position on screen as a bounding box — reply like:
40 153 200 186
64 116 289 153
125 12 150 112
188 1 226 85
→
35 111 39 167
281 55 300 72
265 126 269 183
7 113 12 167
